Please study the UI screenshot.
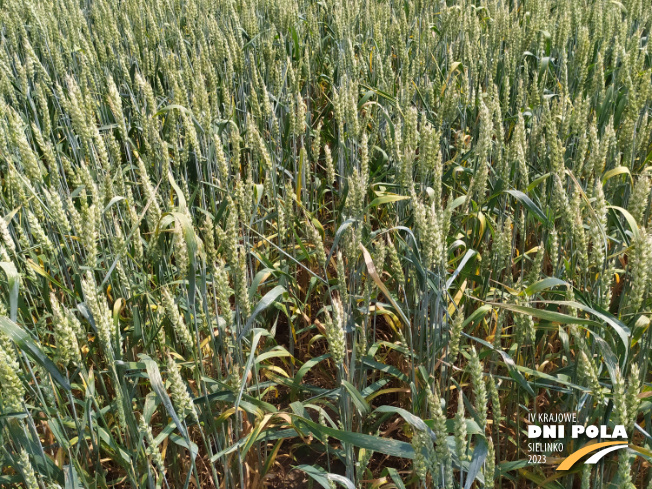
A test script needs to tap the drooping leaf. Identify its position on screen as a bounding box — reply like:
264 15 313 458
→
238 285 287 340
504 189 549 225
524 278 567 296
0 316 70 391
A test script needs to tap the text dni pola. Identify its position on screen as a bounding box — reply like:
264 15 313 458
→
528 424 627 439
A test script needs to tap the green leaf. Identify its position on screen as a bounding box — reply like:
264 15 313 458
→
504 189 549 225
342 380 370 415
542 300 630 353
327 218 357 264
462 305 493 329
170 432 198 458
361 356 409 383
444 418 483 435
95 426 132 467
155 104 195 120
583 330 619 387
449 195 467 210
445 249 477 290
64 464 85 489
295 465 330 489
509 362 590 393
524 277 567 296
462 332 536 396
168 171 187 210
360 244 410 327
601 166 631 184
608 206 640 239
235 328 269 408
238 285 286 340
328 474 356 489
0 262 19 321
139 354 188 439
374 405 433 436
386 468 407 489
464 436 488 489
357 89 376 109
248 260 279 288
526 172 551 193
292 412 415 459
367 194 410 209
291 353 331 394
488 302 594 326
0 316 70 391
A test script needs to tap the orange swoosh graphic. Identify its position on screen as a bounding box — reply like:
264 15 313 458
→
556 441 625 470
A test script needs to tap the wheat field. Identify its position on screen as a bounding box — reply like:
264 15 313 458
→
0 0 651 487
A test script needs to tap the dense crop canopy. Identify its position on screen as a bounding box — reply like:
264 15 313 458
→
0 0 651 487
